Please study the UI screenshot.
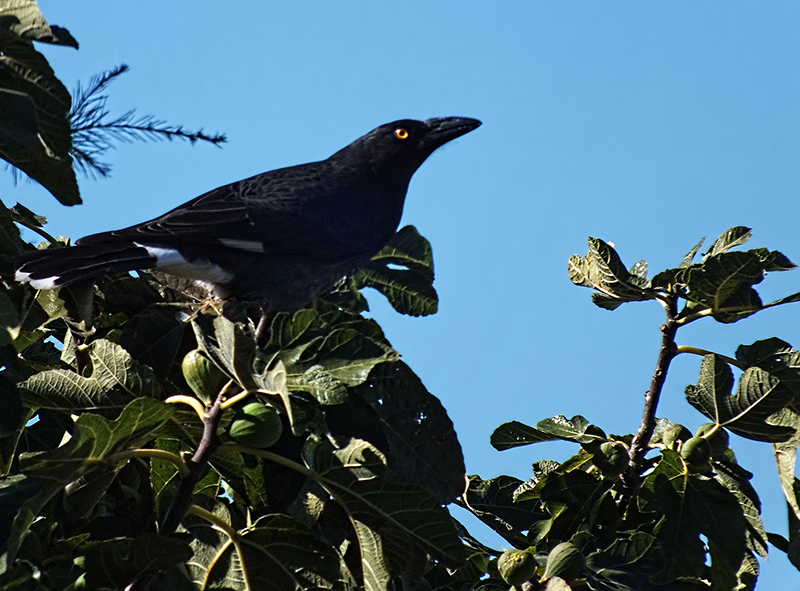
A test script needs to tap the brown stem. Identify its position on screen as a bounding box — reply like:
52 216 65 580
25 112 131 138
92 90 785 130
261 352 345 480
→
618 296 679 509
126 388 229 591
159 392 225 535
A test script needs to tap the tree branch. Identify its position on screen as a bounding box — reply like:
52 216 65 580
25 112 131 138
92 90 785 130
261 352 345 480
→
618 296 679 509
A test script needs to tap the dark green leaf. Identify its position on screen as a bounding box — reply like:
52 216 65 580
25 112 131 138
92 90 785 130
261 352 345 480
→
750 247 796 272
355 361 466 503
6 398 173 563
491 421 559 450
685 355 795 442
187 508 341 591
0 373 22 437
736 337 800 403
640 450 747 584
352 225 437 317
0 290 20 346
0 200 24 258
542 541 584 581
654 251 764 313
536 415 605 445
84 533 192 588
0 42 78 205
680 236 705 268
464 475 541 547
308 437 466 569
586 531 665 589
714 461 767 558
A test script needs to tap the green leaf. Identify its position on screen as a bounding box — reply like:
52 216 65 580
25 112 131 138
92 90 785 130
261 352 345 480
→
568 237 653 309
464 474 542 548
535 471 616 555
680 236 705 268
767 406 800 532
535 415 605 445
491 420 559 450
186 508 342 591
640 450 748 584
192 315 295 427
750 246 796 272
685 355 795 442
0 373 22 438
6 398 173 563
18 338 161 411
0 42 78 205
736 337 800 403
707 227 752 257
0 1 79 47
352 225 437 317
262 308 399 393
542 541 584 581
714 461 768 558
585 531 665 590
150 437 221 522
288 364 349 405
308 437 465 570
117 306 186 380
83 533 192 588
0 200 23 261
0 290 20 347
654 252 764 313
354 361 466 503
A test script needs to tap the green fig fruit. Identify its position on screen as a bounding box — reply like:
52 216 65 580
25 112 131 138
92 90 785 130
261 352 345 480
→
229 402 283 448
593 441 629 478
695 423 729 455
680 436 712 472
497 548 537 586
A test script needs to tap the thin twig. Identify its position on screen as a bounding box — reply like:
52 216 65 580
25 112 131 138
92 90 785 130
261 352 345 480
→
674 346 746 370
125 382 233 591
618 296 679 510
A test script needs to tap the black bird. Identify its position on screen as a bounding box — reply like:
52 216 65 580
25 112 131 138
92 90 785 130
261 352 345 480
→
16 117 481 311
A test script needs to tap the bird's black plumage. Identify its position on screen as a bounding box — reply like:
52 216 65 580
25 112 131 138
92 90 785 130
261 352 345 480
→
16 117 481 311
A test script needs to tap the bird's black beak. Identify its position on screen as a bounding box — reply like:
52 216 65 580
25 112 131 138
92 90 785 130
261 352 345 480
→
423 117 482 148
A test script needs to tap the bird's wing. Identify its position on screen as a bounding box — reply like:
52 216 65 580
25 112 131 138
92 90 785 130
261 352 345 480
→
77 169 370 261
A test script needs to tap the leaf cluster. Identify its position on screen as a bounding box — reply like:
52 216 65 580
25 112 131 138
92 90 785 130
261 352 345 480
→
457 229 800 590
469 413 767 590
0 218 471 590
569 226 796 322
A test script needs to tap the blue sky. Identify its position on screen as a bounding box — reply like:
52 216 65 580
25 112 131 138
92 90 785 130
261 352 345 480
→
6 2 800 586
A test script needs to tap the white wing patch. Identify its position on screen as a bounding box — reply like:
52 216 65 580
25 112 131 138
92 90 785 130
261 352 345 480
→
136 243 234 283
218 238 265 253
15 270 60 289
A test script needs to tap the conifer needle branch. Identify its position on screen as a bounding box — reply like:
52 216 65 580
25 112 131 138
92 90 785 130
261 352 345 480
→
69 64 226 178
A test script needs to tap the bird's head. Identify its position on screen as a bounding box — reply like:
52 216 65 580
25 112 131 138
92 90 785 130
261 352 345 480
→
336 117 482 181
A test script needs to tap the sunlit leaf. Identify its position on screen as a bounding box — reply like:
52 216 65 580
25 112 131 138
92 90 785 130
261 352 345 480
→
353 225 437 316
18 339 161 411
685 355 795 442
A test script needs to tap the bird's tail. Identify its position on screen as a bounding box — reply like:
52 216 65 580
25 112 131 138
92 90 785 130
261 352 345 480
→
15 243 156 289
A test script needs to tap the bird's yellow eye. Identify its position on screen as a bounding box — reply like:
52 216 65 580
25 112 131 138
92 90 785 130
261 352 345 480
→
394 127 409 140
